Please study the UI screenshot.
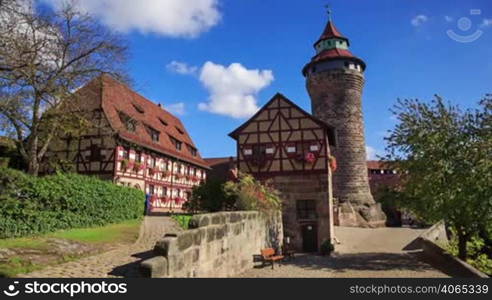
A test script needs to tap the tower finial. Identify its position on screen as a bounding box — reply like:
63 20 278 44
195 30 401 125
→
324 4 332 21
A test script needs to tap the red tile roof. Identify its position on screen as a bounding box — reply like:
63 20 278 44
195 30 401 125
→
312 48 355 62
88 75 209 168
204 157 236 167
367 160 397 170
207 157 391 171
317 21 347 42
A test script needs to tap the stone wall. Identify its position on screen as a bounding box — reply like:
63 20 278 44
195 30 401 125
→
416 221 489 278
140 211 283 278
271 174 333 252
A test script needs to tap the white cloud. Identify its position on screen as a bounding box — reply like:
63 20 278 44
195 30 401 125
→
166 61 198 75
444 16 453 22
366 146 382 160
481 19 492 28
41 0 221 38
166 102 185 116
198 62 274 119
411 15 428 27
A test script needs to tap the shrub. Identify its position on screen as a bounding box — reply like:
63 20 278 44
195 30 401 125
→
320 240 335 256
183 173 281 214
171 214 193 230
183 179 236 213
0 167 145 238
446 227 492 275
224 173 281 214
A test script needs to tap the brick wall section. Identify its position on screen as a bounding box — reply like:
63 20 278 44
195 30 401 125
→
271 174 333 251
306 69 386 227
140 211 283 278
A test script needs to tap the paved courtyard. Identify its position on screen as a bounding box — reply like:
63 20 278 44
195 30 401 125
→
19 223 453 278
236 226 451 278
18 215 181 278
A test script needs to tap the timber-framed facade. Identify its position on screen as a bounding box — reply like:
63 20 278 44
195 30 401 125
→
229 93 336 252
41 74 209 211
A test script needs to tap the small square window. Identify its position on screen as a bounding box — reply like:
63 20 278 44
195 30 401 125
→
244 149 253 155
296 200 317 220
287 146 296 153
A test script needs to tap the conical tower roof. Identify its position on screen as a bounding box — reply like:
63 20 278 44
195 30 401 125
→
316 21 348 43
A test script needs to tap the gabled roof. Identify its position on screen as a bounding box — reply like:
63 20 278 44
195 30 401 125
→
228 93 335 140
79 75 209 169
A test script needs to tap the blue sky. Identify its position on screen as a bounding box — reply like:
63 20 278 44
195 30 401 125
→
42 0 492 159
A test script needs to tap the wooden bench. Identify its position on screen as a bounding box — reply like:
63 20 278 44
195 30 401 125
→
261 248 284 269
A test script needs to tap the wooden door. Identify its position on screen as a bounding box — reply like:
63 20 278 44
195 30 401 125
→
301 223 318 252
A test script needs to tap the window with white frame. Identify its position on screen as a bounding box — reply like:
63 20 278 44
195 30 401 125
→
287 145 296 153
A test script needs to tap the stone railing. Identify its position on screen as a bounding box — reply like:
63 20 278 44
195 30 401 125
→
140 211 283 278
417 221 489 278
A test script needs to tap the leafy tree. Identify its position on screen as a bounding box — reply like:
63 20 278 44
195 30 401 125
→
0 0 128 175
183 173 282 214
224 173 281 214
384 95 492 260
183 178 236 213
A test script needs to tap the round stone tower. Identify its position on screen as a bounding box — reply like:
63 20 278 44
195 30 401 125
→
303 16 386 227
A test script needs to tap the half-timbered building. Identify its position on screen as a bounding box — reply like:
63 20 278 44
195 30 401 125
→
229 93 336 252
41 74 209 211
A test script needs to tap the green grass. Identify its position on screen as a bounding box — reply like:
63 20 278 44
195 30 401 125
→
0 219 142 277
48 219 141 244
0 238 50 251
172 214 193 230
0 257 41 278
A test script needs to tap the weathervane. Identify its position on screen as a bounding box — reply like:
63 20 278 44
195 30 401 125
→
324 4 332 21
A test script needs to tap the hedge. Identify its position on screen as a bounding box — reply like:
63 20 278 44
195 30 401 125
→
0 167 145 238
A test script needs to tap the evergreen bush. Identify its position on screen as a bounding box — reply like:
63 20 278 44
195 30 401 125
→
0 167 144 238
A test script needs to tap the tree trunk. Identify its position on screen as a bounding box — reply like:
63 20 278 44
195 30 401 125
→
27 156 39 176
26 135 40 176
457 229 469 260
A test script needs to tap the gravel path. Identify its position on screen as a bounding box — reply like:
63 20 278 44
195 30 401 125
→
237 226 451 278
18 216 181 278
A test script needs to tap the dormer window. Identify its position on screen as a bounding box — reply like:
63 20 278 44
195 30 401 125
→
175 126 184 135
187 144 197 157
145 125 160 142
132 103 145 114
159 118 168 126
118 112 137 132
169 135 182 151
